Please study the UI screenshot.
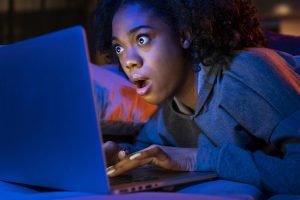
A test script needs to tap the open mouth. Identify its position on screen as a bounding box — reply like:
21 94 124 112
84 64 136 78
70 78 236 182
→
132 79 152 95
133 79 148 89
130 74 152 95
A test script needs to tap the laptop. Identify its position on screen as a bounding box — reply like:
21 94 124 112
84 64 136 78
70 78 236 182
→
0 26 217 194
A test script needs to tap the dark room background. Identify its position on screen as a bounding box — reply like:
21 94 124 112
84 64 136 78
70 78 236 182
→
0 0 299 64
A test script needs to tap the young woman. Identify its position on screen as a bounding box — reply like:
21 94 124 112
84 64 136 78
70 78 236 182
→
92 0 300 198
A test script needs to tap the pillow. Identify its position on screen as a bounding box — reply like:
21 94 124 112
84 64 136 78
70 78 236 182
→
265 31 300 56
90 64 158 141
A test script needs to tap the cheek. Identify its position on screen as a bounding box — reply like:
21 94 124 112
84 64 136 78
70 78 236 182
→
122 67 131 78
149 46 185 76
153 38 184 65
118 58 129 75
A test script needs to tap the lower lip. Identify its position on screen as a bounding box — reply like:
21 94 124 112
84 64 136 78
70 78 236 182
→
136 82 152 96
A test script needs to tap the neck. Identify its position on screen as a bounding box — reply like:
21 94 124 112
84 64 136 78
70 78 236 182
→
175 68 198 111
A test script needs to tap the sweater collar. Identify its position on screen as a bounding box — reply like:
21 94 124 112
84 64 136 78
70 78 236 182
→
193 65 221 117
170 64 221 118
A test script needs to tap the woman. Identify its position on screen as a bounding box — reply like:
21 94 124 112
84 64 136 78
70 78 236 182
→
92 0 300 198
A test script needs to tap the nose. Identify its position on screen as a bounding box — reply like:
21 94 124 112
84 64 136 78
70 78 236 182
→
125 48 142 70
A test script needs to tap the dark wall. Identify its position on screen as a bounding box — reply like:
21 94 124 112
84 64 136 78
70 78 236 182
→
0 0 96 44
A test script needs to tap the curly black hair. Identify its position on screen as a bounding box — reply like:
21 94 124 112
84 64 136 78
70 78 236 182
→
90 0 267 67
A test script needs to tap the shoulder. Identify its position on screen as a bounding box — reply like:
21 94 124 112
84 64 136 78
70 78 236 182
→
226 47 298 82
218 48 300 140
221 48 300 116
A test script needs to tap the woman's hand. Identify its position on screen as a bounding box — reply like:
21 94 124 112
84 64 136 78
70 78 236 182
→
103 141 127 167
106 145 198 177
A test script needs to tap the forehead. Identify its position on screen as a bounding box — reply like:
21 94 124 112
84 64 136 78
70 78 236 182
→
112 4 169 36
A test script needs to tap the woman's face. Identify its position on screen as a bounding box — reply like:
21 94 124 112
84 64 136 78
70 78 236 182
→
112 4 190 104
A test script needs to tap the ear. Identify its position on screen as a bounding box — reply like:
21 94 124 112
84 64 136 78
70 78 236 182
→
180 29 193 49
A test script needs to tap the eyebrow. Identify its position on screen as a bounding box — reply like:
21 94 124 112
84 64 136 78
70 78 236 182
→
112 25 155 41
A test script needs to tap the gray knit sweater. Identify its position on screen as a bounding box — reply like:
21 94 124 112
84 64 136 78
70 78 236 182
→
120 48 300 196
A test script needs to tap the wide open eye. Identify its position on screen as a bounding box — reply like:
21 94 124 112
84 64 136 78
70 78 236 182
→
137 35 150 46
114 45 124 55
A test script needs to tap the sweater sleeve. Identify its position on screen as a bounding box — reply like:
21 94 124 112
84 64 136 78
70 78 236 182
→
206 108 300 195
199 49 300 195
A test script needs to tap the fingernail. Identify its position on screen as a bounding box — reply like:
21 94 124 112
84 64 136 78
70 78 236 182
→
106 166 114 171
119 150 126 157
107 168 115 176
129 153 141 160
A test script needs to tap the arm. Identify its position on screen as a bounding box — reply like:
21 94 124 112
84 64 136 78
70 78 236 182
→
197 108 300 195
198 48 300 195
106 104 200 177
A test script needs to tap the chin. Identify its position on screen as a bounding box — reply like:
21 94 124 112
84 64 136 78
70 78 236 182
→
141 94 165 105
